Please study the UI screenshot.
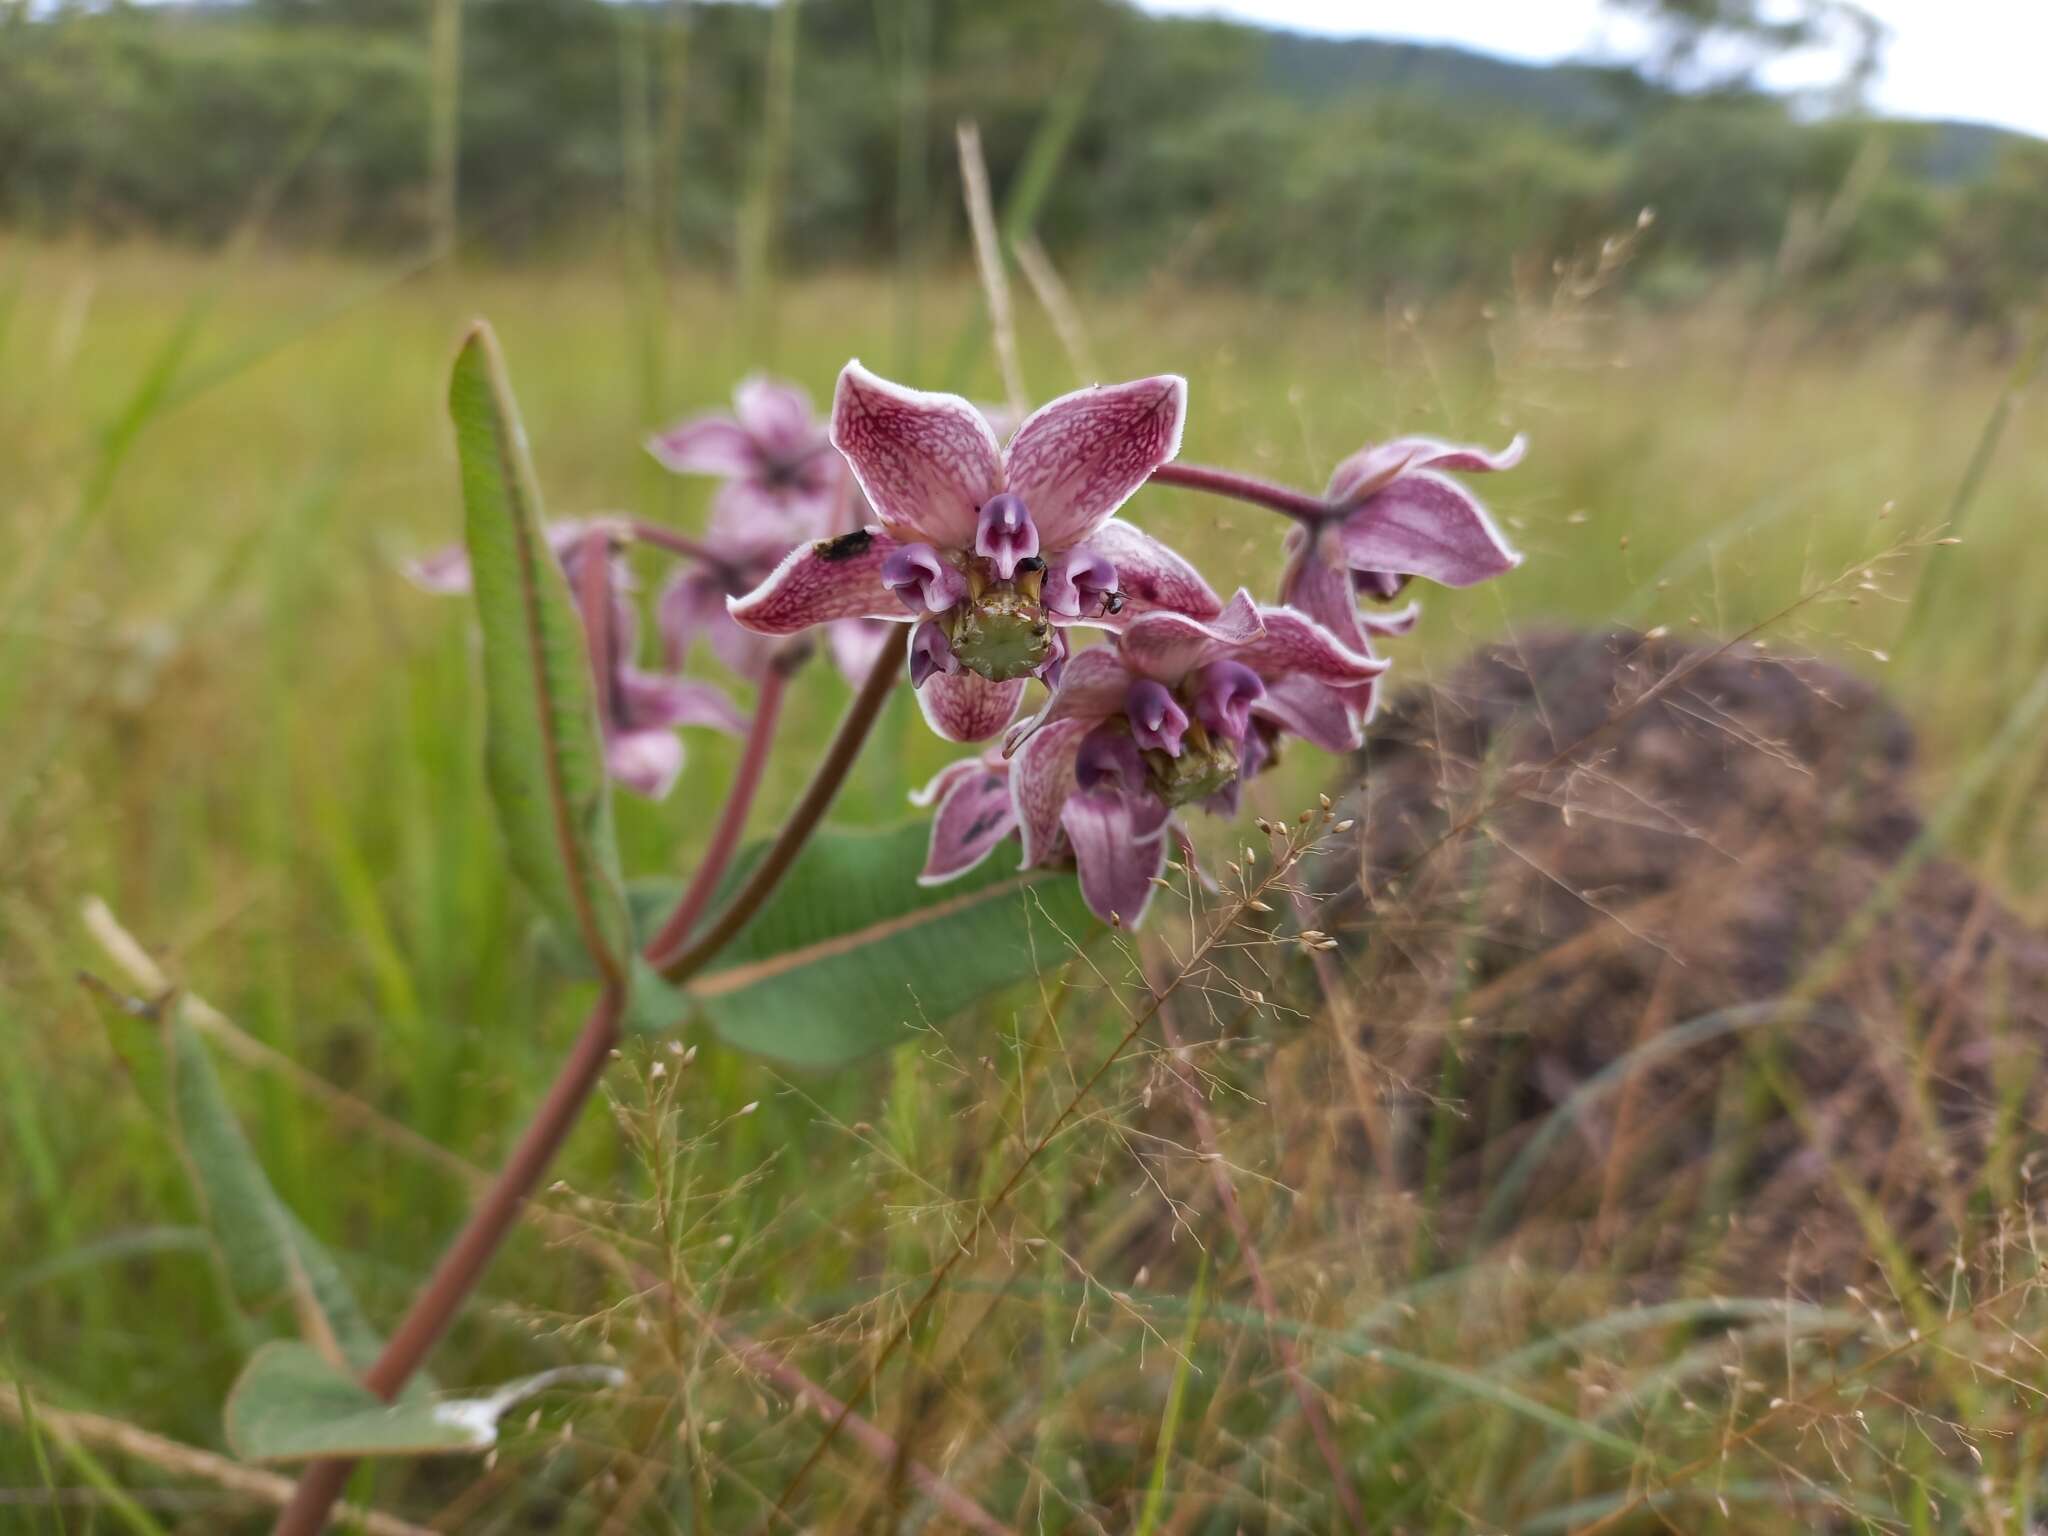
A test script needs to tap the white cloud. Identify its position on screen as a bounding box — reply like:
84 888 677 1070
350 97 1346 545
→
1135 0 2048 139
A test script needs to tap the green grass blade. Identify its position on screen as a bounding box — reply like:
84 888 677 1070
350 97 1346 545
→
447 321 629 983
1135 1252 1207 1536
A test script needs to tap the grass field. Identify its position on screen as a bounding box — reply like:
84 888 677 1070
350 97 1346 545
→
4 233 2048 1532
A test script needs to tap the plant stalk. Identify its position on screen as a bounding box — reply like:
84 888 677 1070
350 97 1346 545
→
272 983 627 1536
1147 461 1329 521
655 622 908 980
275 624 910 1536
642 658 791 961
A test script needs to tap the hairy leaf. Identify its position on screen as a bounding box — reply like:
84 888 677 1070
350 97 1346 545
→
685 822 1099 1065
448 322 628 980
224 1343 621 1463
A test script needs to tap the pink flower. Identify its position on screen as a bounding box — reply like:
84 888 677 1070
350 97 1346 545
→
1281 434 1525 649
646 376 841 547
728 362 1220 745
926 591 1388 927
404 519 741 801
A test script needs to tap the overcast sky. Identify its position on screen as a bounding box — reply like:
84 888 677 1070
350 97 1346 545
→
1135 0 2048 139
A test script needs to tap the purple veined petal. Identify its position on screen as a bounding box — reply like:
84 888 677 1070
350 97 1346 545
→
606 727 687 801
1003 644 1131 752
1124 678 1189 755
1188 659 1264 742
1010 716 1093 866
616 668 747 735
1114 589 1264 683
880 541 969 616
910 753 992 808
916 668 1029 744
1067 519 1221 621
1354 569 1410 602
1061 790 1171 927
974 492 1040 580
1041 546 1120 620
1034 627 1070 692
1277 525 1368 655
919 760 1019 885
830 361 1005 546
646 414 761 478
1361 601 1421 637
728 528 912 636
1325 433 1527 505
1254 673 1369 754
1236 605 1389 689
1074 722 1149 796
1003 375 1188 550
1337 470 1522 589
907 618 961 688
827 616 895 686
732 375 818 461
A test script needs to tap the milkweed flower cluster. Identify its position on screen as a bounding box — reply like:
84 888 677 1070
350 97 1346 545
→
729 362 1524 927
406 360 1522 926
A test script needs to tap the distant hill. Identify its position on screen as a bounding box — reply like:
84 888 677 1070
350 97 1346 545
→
1255 30 1646 129
1233 23 2036 181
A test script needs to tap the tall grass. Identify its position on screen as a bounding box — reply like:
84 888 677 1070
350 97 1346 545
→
3 232 2047 1530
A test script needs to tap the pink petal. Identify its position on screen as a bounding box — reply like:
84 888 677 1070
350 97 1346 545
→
1070 519 1221 621
910 754 990 808
1237 606 1388 689
403 542 475 594
1114 589 1263 683
1010 716 1092 867
1326 433 1526 505
733 375 818 459
646 415 759 478
1255 674 1369 753
1278 526 1367 653
1061 793 1170 927
1003 376 1187 550
829 361 1004 546
618 669 746 735
660 567 781 681
708 478 834 557
919 760 1018 885
916 668 1029 744
1004 644 1131 749
728 529 912 636
827 617 895 687
1336 470 1522 590
1361 602 1421 637
606 728 686 800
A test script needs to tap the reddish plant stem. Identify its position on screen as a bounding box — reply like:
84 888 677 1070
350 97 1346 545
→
1158 1008 1366 1536
275 627 911 1536
273 984 627 1536
624 519 732 569
642 660 792 964
655 623 909 983
1147 461 1332 522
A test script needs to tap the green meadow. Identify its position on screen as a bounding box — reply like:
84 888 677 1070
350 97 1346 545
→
4 232 2048 1531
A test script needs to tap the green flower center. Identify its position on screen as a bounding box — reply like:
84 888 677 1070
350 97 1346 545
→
948 560 1052 682
1143 724 1241 808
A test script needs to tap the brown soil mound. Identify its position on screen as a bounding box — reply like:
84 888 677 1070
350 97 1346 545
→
1300 628 2048 1288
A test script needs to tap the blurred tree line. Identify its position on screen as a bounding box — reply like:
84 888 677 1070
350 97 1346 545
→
2 0 2044 322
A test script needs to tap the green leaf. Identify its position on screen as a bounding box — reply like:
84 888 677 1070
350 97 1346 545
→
164 1002 385 1374
223 1343 621 1464
684 822 1100 1066
447 321 629 980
